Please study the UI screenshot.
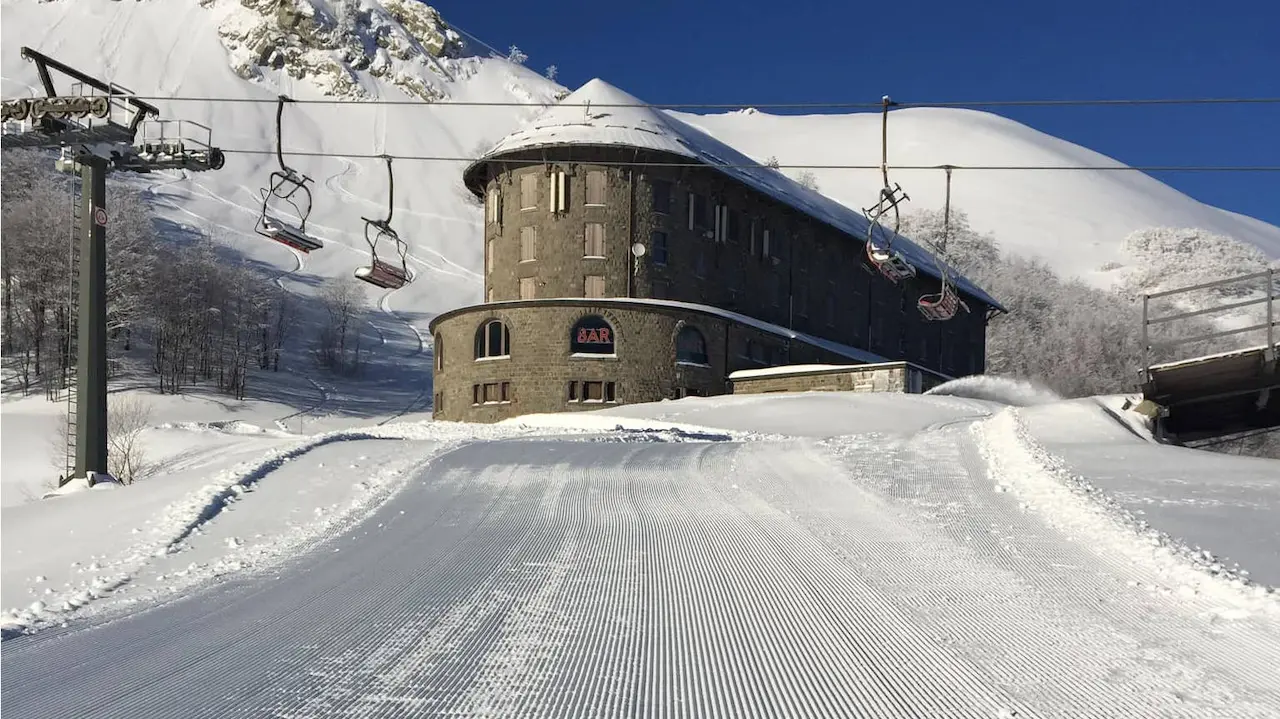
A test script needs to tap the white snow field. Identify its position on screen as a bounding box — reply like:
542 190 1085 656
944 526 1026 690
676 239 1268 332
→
4 385 1280 718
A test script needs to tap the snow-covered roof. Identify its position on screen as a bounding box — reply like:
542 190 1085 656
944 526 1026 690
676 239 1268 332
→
465 78 1003 311
430 297 890 365
729 361 950 381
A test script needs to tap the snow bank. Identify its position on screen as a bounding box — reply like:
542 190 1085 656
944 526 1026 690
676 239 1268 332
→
1 421 484 638
925 375 1062 406
495 412 770 442
972 407 1279 621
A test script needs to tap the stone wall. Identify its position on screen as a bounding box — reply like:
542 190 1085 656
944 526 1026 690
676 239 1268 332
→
729 362 951 396
469 147 992 380
430 299 863 423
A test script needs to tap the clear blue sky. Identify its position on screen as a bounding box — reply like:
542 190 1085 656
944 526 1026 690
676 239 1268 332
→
442 0 1279 228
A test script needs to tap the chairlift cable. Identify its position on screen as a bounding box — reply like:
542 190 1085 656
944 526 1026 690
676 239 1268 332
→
103 94 1280 109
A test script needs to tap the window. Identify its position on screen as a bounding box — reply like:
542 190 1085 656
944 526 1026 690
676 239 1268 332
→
520 173 537 210
486 238 494 273
771 275 782 307
567 380 616 403
486 187 502 224
712 204 737 244
651 179 671 213
486 287 494 302
676 325 708 365
584 223 605 257
584 275 606 298
651 279 670 299
687 193 710 231
520 226 537 262
651 231 668 265
726 209 743 244
585 171 606 206
571 315 615 355
695 252 706 279
520 277 536 300
434 391 443 412
472 381 512 405
474 319 510 359
549 170 568 213
434 333 443 371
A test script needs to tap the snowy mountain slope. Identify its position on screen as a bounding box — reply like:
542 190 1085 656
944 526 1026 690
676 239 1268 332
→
5 0 1279 317
674 107 1280 287
1 0 564 333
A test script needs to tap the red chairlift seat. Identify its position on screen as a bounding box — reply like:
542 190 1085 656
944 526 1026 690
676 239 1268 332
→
867 240 917 282
259 215 323 253
355 258 409 289
918 283 966 321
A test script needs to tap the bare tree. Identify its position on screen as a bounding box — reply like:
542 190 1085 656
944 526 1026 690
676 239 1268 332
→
314 278 369 376
795 170 819 191
107 393 153 484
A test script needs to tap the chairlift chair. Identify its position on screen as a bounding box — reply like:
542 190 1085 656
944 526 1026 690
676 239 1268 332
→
863 210 916 283
354 155 412 290
916 166 968 322
255 95 323 253
918 279 967 321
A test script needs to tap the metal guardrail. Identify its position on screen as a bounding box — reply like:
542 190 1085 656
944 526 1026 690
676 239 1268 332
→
1141 267 1279 381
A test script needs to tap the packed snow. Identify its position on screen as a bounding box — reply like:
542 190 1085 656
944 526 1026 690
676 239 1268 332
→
3 381 1279 717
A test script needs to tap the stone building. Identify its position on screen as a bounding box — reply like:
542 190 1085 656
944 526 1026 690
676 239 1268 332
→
429 79 1004 422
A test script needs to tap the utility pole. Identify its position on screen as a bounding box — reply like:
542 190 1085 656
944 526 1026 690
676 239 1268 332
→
76 155 109 476
2 46 224 484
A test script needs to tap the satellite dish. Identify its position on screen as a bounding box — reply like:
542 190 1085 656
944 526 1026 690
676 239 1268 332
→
631 242 646 258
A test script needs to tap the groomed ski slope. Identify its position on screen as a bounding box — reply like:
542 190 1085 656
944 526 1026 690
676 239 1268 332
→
4 393 1279 719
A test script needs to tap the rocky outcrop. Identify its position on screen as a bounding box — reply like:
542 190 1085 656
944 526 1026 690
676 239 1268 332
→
210 0 466 101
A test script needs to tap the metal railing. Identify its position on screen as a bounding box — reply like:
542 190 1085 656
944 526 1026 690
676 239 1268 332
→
1141 267 1279 381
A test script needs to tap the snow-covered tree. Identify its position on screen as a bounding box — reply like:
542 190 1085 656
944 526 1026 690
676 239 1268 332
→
795 170 819 191
545 64 558 81
507 45 528 65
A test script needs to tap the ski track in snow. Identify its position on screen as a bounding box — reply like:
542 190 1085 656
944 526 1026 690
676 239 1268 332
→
4 417 1279 718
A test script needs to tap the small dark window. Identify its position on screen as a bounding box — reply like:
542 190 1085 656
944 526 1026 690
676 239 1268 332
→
434 392 443 411
571 315 615 354
474 381 511 404
651 231 668 265
676 326 708 365
651 279 670 300
652 179 672 214
575 380 616 402
475 320 511 359
726 209 742 243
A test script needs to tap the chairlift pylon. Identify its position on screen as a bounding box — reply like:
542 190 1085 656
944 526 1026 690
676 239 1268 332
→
256 95 323 253
354 155 411 290
916 166 968 322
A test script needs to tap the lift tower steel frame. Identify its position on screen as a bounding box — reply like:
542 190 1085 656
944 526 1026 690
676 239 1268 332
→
2 47 225 483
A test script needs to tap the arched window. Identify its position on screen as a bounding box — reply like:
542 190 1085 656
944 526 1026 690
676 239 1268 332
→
434 333 444 371
676 326 708 365
474 320 510 359
570 315 615 355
